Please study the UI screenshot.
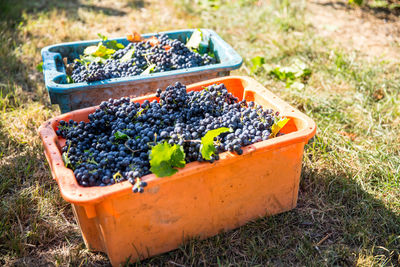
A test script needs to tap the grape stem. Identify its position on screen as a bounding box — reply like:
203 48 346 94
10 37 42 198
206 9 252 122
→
124 141 143 154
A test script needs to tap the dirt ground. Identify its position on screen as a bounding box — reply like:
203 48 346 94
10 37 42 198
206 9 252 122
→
307 0 400 61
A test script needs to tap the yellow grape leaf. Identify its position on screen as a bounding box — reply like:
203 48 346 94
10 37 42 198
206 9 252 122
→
270 117 290 138
83 46 98 55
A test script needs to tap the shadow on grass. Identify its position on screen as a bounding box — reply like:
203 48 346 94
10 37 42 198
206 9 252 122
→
0 44 38 110
135 162 400 266
0 0 150 24
360 0 400 20
0 0 148 24
314 0 400 21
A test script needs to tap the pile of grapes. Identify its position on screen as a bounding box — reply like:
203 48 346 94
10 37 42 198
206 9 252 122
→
70 33 216 83
57 82 287 193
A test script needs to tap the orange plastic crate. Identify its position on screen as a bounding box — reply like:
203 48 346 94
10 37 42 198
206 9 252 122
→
39 76 316 266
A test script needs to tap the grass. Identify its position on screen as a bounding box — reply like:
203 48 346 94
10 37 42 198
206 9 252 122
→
0 0 399 266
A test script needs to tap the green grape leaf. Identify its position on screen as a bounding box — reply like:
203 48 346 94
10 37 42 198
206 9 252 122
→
83 45 99 55
151 161 177 177
94 43 115 57
120 48 135 63
106 40 124 50
270 117 290 138
208 50 216 58
200 127 231 160
186 29 203 51
84 43 115 58
141 64 156 75
149 142 186 177
170 144 186 168
98 33 108 41
114 131 129 141
97 33 125 50
76 55 105 65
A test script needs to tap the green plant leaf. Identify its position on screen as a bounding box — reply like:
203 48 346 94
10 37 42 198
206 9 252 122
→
250 56 265 73
200 127 231 160
208 50 216 58
120 48 135 63
76 55 105 65
152 161 178 177
290 81 305 90
149 142 186 177
83 45 98 55
98 33 108 41
93 44 115 57
291 59 311 78
106 40 125 50
36 62 43 72
186 29 203 51
78 48 110 65
141 64 156 75
114 131 129 141
270 117 290 138
170 145 186 168
84 43 115 58
97 33 124 50
268 60 311 86
348 0 363 6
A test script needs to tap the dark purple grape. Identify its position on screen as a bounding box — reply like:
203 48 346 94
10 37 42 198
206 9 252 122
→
56 82 280 194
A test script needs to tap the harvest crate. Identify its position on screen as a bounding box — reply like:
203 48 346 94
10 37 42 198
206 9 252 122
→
41 29 242 113
38 76 316 266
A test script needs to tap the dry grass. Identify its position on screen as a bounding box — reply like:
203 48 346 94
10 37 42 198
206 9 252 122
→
0 0 399 266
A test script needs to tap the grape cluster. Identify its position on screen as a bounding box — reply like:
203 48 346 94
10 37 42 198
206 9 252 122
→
70 34 216 83
56 82 281 192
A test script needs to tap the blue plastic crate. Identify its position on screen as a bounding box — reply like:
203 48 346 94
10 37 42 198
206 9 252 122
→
41 29 242 113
